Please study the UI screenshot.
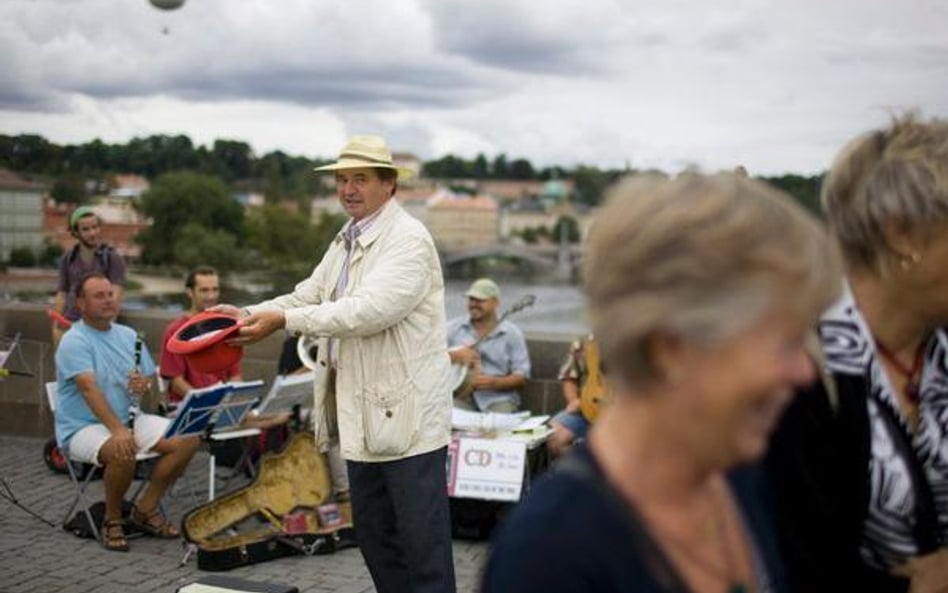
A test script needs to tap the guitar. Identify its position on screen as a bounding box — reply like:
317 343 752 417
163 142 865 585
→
449 294 536 403
578 337 608 422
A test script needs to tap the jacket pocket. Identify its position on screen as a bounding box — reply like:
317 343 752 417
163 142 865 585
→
362 380 417 456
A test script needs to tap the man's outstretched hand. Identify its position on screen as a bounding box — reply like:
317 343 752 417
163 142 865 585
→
235 311 285 345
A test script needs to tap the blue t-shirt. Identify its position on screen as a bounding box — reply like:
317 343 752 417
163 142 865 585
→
54 320 155 451
446 317 531 410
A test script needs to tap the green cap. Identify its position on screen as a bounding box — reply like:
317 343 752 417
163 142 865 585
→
70 206 97 229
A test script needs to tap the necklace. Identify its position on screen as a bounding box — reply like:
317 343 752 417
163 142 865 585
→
647 483 749 593
874 337 927 405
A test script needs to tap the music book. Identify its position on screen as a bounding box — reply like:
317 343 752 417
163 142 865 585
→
450 408 530 433
256 372 315 415
163 383 232 439
213 380 266 431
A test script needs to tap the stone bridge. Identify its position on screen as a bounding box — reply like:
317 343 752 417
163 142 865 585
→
441 244 584 281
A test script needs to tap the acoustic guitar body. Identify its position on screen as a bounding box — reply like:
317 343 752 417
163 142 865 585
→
579 339 607 423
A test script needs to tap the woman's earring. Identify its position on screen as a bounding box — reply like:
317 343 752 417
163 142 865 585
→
900 252 922 270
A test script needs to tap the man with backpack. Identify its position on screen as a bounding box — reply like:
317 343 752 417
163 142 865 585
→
52 206 127 347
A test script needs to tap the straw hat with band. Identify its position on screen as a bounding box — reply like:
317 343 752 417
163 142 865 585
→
313 135 414 179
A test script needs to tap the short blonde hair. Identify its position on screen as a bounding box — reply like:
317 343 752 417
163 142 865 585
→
586 173 841 387
822 113 948 270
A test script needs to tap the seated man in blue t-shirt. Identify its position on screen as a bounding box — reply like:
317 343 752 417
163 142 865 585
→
446 278 531 413
55 272 200 552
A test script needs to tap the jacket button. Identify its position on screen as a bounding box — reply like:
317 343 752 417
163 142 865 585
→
385 410 393 418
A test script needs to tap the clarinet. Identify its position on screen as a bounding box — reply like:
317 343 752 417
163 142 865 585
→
128 333 144 429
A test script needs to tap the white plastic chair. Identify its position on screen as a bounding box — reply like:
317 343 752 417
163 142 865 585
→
45 382 159 541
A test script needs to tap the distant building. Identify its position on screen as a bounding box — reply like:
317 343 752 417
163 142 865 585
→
441 178 577 204
426 194 499 251
309 196 345 224
392 152 423 183
108 174 150 201
234 191 265 208
500 179 594 242
395 183 443 223
0 169 46 261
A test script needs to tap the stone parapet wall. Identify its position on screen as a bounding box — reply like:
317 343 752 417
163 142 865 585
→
0 303 573 438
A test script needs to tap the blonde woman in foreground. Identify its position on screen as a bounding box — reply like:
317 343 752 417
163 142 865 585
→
483 172 840 593
766 114 948 593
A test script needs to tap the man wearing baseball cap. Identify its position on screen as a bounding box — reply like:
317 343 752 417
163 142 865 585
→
52 206 127 346
213 135 457 593
447 277 531 413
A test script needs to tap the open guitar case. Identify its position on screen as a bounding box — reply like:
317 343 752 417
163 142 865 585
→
182 431 356 571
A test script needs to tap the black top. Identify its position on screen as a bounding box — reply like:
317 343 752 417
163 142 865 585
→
764 376 907 593
482 444 788 593
764 288 948 593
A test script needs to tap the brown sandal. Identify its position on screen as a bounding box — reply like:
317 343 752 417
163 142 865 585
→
102 519 129 552
128 505 179 539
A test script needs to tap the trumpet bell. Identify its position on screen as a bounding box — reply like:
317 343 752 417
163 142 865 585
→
296 336 320 371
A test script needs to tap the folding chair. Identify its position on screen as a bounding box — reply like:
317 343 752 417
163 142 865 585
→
45 382 159 542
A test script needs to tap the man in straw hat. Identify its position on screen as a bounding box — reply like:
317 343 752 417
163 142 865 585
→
214 135 456 593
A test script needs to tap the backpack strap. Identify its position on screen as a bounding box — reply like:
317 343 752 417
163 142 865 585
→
96 245 113 278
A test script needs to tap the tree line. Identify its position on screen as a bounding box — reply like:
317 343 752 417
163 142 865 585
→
0 133 825 280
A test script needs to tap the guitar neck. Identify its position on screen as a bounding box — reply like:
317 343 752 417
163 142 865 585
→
468 320 500 350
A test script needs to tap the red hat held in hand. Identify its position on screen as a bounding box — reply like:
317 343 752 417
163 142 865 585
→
165 311 243 373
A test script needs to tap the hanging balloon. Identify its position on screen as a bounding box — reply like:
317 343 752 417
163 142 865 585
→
149 0 186 10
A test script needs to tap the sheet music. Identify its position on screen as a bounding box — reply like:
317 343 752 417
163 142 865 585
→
163 383 231 439
257 371 315 415
451 408 530 432
512 415 549 432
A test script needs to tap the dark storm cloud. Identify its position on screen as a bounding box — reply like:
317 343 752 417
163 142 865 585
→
1 0 947 174
1 0 512 114
61 62 501 112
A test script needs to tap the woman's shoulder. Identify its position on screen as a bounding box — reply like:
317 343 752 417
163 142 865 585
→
484 450 663 592
495 449 622 548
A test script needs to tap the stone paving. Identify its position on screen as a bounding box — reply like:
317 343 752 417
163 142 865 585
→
0 434 490 593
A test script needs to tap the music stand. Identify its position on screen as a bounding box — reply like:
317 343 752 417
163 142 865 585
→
0 333 33 379
257 372 315 415
170 381 264 566
212 380 265 432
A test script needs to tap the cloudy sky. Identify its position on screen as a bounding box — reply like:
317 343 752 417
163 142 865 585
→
2 0 946 175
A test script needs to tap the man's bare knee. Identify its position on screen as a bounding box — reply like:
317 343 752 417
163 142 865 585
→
152 436 200 456
97 440 136 468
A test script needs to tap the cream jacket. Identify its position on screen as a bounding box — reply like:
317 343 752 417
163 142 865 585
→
247 199 453 462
